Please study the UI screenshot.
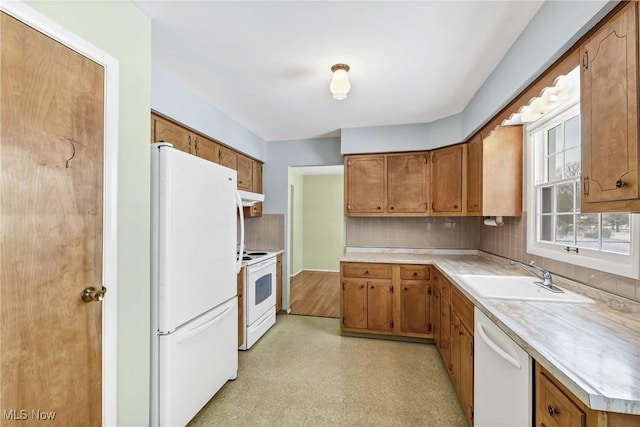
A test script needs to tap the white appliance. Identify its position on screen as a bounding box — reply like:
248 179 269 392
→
150 143 243 427
474 307 532 427
239 253 277 350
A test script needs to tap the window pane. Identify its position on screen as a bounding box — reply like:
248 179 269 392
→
547 154 563 181
602 213 631 254
541 186 553 213
564 147 580 178
556 183 574 213
548 125 561 153
556 214 574 245
540 215 553 242
576 214 600 250
576 180 581 213
565 115 580 148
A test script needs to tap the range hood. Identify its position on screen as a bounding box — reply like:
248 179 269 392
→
238 190 264 207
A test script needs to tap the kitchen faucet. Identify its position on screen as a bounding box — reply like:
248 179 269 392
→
509 260 564 293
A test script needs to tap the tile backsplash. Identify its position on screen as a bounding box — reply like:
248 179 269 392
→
346 217 480 249
241 213 285 251
479 212 640 302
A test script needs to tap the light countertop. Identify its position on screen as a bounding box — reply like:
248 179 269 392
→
340 247 640 415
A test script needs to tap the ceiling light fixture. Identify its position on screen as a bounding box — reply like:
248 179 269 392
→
330 63 351 100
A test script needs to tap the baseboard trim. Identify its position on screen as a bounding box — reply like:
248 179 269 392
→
301 268 340 273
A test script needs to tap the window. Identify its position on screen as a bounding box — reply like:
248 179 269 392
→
526 102 639 279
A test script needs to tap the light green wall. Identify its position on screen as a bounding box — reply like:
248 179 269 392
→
26 2 151 425
302 175 344 271
288 169 304 276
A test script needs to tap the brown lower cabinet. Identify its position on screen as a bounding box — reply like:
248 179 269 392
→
536 363 640 427
237 268 244 348
340 262 434 338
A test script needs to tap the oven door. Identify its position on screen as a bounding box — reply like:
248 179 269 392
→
246 257 276 325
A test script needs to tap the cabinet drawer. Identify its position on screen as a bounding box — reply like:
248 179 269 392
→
400 265 430 280
342 263 392 279
537 372 585 427
451 287 473 329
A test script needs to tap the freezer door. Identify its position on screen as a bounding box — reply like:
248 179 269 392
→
158 298 238 427
152 145 238 331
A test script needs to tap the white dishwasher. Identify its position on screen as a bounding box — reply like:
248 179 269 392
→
474 307 532 427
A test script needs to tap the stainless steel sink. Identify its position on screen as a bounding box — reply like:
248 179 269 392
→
456 275 594 303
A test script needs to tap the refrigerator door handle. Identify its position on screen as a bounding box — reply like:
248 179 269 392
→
236 192 244 274
177 302 234 344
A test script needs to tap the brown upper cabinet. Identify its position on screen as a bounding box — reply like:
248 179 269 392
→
431 144 466 216
580 2 640 213
387 153 429 214
467 126 523 217
218 145 238 171
193 134 220 164
236 154 252 191
151 114 193 154
344 155 386 215
344 152 429 216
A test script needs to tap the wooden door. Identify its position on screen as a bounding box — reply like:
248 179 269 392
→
581 3 640 211
194 135 219 164
387 153 429 214
367 281 393 333
151 113 192 154
399 282 430 335
218 145 237 171
431 145 465 215
237 154 252 191
341 279 367 329
466 135 482 215
1 12 104 426
345 155 385 214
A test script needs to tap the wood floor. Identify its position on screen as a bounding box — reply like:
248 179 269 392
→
289 270 340 318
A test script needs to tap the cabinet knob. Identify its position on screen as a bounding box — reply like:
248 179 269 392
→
412 272 418 277
370 285 374 289
377 206 381 210
404 287 408 291
390 206 395 210
616 179 625 188
364 270 369 274
453 204 459 209
547 405 559 417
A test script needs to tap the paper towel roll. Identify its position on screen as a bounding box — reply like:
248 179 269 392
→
483 216 504 227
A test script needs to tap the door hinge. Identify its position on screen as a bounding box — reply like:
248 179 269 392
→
390 285 394 293
427 323 433 333
346 160 351 167
188 135 192 153
432 202 435 210
427 286 432 296
342 316 346 325
342 282 345 290
390 320 394 328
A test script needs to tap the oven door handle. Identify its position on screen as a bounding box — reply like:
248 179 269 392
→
236 192 244 274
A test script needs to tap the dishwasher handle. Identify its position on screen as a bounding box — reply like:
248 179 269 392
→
477 321 521 369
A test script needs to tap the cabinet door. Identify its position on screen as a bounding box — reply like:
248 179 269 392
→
387 153 429 214
237 154 253 191
431 145 465 215
345 155 386 214
151 114 192 154
194 135 219 164
252 161 263 193
275 254 282 313
431 286 441 348
237 269 244 348
536 371 585 427
451 313 462 394
483 126 523 217
219 145 237 170
466 135 482 215
399 282 431 335
581 3 640 211
460 322 474 427
367 281 394 333
342 279 367 330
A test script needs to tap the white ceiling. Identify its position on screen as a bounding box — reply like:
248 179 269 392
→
136 1 544 142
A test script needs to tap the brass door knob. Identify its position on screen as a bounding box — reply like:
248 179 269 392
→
81 286 107 303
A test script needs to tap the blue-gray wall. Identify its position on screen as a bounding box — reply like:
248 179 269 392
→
151 66 267 161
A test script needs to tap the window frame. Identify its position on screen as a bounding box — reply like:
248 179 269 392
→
525 104 640 279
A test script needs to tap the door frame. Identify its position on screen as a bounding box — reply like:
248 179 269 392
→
1 2 120 425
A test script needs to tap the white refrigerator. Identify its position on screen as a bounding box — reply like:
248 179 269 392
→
150 143 242 427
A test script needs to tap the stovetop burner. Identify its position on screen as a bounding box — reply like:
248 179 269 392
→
247 252 267 256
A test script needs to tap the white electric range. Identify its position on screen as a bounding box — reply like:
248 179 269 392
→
237 251 278 350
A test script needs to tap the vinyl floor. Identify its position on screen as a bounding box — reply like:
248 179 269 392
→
188 314 467 427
